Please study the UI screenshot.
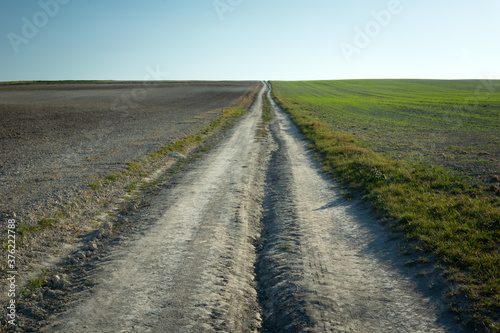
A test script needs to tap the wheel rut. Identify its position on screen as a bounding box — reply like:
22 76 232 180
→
256 103 310 331
254 86 465 332
40 83 464 333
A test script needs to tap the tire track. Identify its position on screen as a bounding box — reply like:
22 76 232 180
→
255 87 465 332
256 106 310 332
38 83 466 333
41 85 269 333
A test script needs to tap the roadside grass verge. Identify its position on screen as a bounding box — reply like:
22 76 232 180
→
271 81 500 331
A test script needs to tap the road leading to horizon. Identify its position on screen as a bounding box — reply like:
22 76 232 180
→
37 84 465 332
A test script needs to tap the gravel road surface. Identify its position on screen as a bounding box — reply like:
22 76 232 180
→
256 88 464 332
42 84 269 332
38 84 465 332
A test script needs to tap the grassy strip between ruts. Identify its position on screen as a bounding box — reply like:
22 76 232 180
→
261 85 272 123
271 83 500 332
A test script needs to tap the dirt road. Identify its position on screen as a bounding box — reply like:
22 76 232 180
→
40 84 464 332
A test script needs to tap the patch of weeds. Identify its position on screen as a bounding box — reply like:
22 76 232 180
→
20 269 51 296
446 272 465 283
15 224 36 237
339 190 354 201
125 182 137 193
127 161 142 174
88 182 99 191
55 209 66 219
411 244 425 252
39 217 58 230
106 174 118 181
404 256 431 267
449 302 464 314
84 280 98 287
262 93 272 122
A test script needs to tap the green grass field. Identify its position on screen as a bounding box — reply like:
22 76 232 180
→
272 80 499 185
271 80 500 331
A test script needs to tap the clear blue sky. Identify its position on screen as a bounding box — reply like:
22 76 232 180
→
1 0 499 81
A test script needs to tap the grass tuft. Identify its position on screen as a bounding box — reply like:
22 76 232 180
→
20 269 51 296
